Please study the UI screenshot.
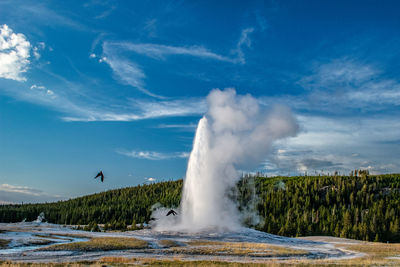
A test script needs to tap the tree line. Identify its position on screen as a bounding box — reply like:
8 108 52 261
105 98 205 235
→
0 174 399 242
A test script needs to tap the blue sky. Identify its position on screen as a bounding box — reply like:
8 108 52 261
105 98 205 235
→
1 0 400 203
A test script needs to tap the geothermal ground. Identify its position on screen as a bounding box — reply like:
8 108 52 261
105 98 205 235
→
1 222 400 266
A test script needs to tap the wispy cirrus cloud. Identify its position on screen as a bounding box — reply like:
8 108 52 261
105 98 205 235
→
100 28 255 97
0 1 89 31
99 51 156 97
108 42 233 62
258 58 400 116
298 58 400 109
104 27 254 63
156 123 197 131
117 150 189 160
234 28 254 64
62 97 206 122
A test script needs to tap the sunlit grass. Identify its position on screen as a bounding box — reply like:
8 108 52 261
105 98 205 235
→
33 234 72 240
40 237 148 251
170 240 309 257
321 241 400 266
99 257 307 266
158 239 181 248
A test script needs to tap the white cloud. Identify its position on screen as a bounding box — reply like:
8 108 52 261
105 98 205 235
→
0 200 14 204
147 177 156 182
0 24 31 81
33 47 40 59
264 114 400 175
0 184 46 196
32 42 45 60
30 84 56 99
0 183 63 204
117 150 189 160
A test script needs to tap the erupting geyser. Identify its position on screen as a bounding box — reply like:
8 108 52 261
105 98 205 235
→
154 88 299 232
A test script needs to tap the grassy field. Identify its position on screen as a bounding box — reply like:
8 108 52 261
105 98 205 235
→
2 234 400 266
321 241 400 266
158 239 181 248
39 237 149 251
173 240 309 257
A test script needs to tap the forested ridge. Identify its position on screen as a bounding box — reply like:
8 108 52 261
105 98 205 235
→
1 173 400 242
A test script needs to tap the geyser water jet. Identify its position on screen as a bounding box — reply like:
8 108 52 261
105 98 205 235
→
154 88 299 232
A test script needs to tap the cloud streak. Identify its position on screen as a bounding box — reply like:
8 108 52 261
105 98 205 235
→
108 42 233 62
117 150 189 160
234 28 254 64
0 183 63 204
0 183 44 196
62 97 206 122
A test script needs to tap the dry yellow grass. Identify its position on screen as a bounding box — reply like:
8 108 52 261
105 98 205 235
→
0 262 105 267
99 257 297 266
171 240 308 257
99 256 136 263
319 241 400 266
343 242 400 256
39 236 148 251
33 234 72 240
158 239 181 248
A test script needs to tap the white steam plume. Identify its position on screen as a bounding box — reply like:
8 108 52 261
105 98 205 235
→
154 88 299 232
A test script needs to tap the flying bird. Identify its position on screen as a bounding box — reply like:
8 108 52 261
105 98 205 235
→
94 171 104 182
166 209 177 216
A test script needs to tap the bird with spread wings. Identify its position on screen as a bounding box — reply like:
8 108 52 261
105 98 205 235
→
166 209 177 216
94 171 104 182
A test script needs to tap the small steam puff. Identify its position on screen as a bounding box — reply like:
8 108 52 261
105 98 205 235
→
153 88 299 232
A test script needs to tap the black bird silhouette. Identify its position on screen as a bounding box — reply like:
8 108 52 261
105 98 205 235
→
166 209 177 216
94 171 104 182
